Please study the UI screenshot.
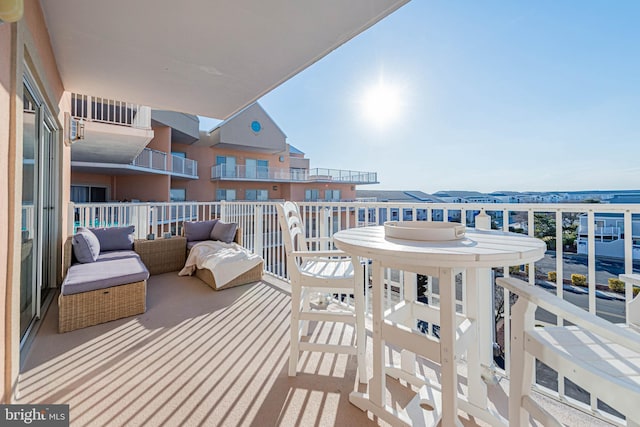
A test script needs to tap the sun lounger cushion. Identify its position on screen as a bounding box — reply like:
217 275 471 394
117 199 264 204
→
72 228 101 263
184 220 218 242
89 225 135 251
62 251 149 295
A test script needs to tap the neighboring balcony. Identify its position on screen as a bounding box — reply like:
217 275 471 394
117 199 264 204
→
211 165 378 184
67 92 155 165
72 148 198 179
132 149 199 179
71 92 152 129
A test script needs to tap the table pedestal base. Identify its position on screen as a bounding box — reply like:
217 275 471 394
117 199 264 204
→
350 385 445 427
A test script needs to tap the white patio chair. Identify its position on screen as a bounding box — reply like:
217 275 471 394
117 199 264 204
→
497 277 640 427
276 201 366 383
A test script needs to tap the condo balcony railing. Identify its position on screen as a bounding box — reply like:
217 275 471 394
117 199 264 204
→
130 148 198 178
132 148 167 170
171 155 198 177
70 92 152 129
67 200 640 425
211 165 377 184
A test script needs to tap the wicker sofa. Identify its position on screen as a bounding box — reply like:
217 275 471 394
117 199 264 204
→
59 226 149 333
182 220 263 291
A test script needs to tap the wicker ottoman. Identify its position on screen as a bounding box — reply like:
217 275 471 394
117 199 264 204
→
134 236 187 275
195 261 264 291
59 281 146 333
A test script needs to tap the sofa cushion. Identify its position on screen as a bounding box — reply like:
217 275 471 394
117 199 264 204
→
62 255 150 295
186 240 207 250
97 250 140 262
72 228 100 263
210 221 237 243
90 226 135 251
184 220 218 242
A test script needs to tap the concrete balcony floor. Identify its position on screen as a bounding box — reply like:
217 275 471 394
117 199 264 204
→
18 274 611 426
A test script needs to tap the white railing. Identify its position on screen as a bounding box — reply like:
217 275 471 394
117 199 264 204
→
70 93 152 129
132 148 167 171
68 200 640 424
211 165 377 184
171 155 198 177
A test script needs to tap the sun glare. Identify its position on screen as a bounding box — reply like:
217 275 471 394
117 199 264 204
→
361 82 403 126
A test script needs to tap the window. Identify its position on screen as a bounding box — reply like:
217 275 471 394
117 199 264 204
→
325 189 341 201
246 159 269 179
257 160 268 179
246 189 268 201
71 185 107 203
305 189 320 201
170 188 186 202
216 189 236 201
171 152 186 158
216 155 236 178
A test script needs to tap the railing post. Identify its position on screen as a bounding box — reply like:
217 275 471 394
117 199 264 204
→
254 205 264 258
220 200 227 222
88 95 93 121
475 209 491 230
320 207 331 250
68 202 75 236
132 204 149 239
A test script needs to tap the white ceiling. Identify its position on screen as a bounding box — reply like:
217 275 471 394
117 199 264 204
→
41 0 409 120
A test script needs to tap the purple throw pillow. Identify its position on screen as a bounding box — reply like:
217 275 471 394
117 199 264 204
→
72 228 100 263
184 220 217 242
210 221 238 243
89 226 135 251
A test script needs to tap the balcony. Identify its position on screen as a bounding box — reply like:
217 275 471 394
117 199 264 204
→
211 165 378 184
67 92 155 164
171 155 198 178
71 93 151 129
28 200 640 426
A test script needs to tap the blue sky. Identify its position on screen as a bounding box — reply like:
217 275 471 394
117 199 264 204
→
202 1 640 194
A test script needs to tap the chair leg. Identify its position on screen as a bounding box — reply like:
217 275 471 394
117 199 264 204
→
301 288 310 336
289 284 302 377
509 298 536 427
355 263 367 384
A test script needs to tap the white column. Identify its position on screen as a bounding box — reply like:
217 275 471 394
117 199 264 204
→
254 205 264 257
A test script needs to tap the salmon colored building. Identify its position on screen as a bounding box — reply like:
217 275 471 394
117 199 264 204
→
70 102 377 204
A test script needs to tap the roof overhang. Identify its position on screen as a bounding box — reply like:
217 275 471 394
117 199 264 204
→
70 121 154 163
41 0 410 120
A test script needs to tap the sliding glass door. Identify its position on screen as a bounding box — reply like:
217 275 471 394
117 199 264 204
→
20 75 58 342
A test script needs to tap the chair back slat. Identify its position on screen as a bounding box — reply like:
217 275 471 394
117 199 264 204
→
277 202 310 256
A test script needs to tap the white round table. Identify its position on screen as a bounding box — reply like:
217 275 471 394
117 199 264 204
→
334 226 546 427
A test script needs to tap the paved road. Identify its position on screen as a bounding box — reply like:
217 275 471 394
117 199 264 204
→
530 251 630 323
536 251 640 285
534 283 625 323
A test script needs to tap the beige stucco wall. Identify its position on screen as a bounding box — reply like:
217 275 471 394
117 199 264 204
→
0 22 13 404
2 0 65 403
